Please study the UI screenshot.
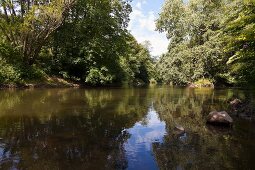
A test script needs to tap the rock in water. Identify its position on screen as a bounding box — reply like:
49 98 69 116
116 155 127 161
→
174 125 185 132
230 98 242 111
173 125 185 136
207 111 233 126
230 98 242 106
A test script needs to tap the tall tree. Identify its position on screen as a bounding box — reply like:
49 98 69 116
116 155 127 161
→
0 0 75 65
224 0 255 84
156 0 226 85
51 0 132 85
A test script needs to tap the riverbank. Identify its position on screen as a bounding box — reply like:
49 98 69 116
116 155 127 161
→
0 77 80 89
0 77 250 89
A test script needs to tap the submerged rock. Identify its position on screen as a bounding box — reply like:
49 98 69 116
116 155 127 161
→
207 111 233 126
229 98 254 120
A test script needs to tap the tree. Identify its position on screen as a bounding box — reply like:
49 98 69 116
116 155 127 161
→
156 0 226 85
0 0 75 65
120 35 155 85
224 0 255 84
50 0 132 85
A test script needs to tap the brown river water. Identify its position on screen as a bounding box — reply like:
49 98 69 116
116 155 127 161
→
0 86 254 170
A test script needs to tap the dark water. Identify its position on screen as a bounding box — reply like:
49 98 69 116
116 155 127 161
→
0 87 255 170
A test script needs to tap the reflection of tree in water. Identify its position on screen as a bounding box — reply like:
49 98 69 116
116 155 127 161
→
0 89 149 170
0 87 254 169
152 87 255 170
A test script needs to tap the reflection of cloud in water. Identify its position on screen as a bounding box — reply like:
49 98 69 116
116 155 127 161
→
124 106 166 170
0 142 20 169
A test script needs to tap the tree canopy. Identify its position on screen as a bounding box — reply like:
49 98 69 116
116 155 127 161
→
156 0 255 86
0 0 254 87
0 0 155 86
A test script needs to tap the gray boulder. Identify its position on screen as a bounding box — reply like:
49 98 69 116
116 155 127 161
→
207 111 233 125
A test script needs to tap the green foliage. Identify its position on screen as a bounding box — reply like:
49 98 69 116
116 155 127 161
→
85 67 114 85
20 65 47 81
0 39 46 83
156 0 226 85
0 0 75 65
0 57 21 83
156 0 255 86
194 78 214 87
149 78 157 85
120 38 155 85
0 0 155 86
50 0 135 85
224 0 255 84
0 0 254 87
0 41 21 83
157 44 206 85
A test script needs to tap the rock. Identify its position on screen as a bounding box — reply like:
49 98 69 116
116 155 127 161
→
174 125 185 132
230 98 242 105
230 99 242 110
173 125 185 136
207 111 233 126
188 81 214 88
188 83 198 88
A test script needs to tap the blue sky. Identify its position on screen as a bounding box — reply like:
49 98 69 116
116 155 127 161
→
128 0 168 56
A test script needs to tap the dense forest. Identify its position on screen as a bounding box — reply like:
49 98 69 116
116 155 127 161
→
157 0 255 86
0 0 254 87
0 0 155 86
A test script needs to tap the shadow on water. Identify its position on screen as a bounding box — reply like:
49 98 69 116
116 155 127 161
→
0 87 254 169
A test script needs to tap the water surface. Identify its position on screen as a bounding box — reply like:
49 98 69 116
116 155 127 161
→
0 87 254 169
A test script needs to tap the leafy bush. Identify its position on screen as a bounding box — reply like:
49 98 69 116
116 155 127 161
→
85 67 114 85
194 79 214 87
150 78 157 85
19 65 47 81
0 57 21 83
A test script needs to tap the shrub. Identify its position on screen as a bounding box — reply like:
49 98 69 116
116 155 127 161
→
19 65 47 81
193 79 214 88
0 57 21 83
150 78 157 85
85 67 114 85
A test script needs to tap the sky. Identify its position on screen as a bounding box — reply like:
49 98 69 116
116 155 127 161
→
127 0 168 57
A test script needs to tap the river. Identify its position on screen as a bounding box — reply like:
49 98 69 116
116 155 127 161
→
0 86 254 170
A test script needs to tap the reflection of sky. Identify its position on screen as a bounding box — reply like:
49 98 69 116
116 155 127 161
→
0 143 20 169
124 106 166 170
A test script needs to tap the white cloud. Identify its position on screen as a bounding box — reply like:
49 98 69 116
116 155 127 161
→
128 1 168 56
138 11 155 31
136 2 142 9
